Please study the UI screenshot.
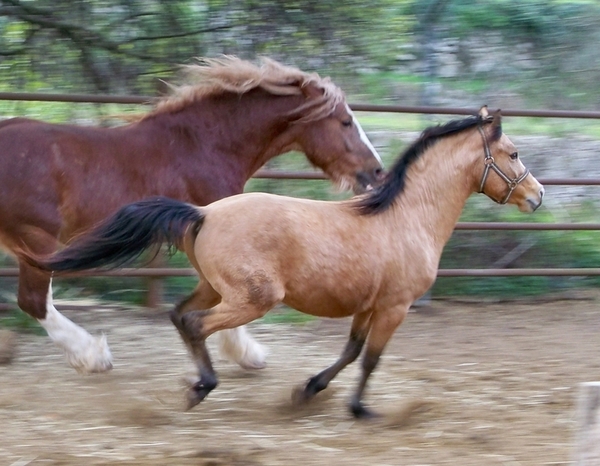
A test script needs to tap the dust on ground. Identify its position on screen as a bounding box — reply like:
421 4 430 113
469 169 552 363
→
1 290 599 465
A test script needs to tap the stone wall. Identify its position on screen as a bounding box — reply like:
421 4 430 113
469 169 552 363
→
393 33 539 78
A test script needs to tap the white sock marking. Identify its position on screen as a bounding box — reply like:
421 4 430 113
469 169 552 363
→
38 281 113 373
218 326 267 370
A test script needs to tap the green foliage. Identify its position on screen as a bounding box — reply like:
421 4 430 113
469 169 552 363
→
259 306 315 324
0 309 45 335
443 0 595 44
433 199 600 298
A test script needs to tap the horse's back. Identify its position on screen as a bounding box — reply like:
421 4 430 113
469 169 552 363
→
0 120 64 245
198 192 368 265
0 118 127 245
0 117 39 129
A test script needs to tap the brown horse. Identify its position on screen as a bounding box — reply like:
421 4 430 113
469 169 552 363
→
0 56 383 374
25 107 544 418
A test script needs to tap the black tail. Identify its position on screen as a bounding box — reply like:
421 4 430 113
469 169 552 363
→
31 196 204 273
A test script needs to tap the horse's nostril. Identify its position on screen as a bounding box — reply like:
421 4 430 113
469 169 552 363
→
374 167 385 180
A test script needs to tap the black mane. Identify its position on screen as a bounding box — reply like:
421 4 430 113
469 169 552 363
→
354 114 499 215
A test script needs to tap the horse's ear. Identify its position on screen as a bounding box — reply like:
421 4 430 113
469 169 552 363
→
478 105 489 119
492 109 502 127
490 109 502 140
301 81 324 100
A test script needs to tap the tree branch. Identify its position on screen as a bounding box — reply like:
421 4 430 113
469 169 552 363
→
126 24 236 43
0 0 235 62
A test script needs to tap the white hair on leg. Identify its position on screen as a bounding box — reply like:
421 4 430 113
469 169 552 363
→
37 281 113 373
217 326 267 370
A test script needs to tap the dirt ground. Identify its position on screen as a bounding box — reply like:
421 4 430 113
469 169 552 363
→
1 290 599 466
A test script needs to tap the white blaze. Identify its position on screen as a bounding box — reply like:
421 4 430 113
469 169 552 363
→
346 104 383 165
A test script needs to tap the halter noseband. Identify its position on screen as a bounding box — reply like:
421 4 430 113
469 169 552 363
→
477 124 529 204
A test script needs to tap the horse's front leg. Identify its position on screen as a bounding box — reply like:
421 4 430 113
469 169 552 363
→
293 311 373 404
349 305 409 419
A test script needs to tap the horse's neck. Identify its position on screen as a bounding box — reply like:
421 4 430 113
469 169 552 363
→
184 92 303 175
391 132 480 252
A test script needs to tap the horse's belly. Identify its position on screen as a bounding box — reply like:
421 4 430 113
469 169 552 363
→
282 292 365 318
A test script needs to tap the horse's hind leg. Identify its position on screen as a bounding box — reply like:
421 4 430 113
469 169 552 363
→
293 311 373 405
17 260 113 373
349 305 409 419
170 275 282 408
170 309 217 409
169 281 223 408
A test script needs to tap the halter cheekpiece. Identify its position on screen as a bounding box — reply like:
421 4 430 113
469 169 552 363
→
477 122 529 204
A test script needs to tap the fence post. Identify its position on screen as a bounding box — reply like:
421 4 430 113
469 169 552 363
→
575 381 600 465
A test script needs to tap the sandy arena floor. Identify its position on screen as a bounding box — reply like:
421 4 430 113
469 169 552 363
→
1 291 599 465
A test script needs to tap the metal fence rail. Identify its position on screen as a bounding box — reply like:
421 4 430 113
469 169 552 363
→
1 92 599 308
3 91 600 119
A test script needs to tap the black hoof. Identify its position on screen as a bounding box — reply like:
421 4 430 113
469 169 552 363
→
350 400 378 419
291 376 327 406
185 380 216 410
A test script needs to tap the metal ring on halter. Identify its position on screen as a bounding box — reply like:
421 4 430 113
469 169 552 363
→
477 124 529 204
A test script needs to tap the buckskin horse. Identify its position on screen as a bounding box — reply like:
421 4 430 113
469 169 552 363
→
0 56 383 374
27 107 544 417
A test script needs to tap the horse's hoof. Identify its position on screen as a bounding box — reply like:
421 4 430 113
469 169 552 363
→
185 390 203 411
185 380 215 410
350 401 379 420
65 334 113 374
239 359 267 370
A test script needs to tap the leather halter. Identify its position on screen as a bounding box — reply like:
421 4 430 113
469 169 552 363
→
477 124 529 204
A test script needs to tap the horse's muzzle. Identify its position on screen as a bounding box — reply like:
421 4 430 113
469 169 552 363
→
354 168 386 194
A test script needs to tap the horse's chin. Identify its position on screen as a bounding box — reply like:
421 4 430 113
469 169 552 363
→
517 197 543 213
352 184 372 195
330 175 375 195
330 176 354 194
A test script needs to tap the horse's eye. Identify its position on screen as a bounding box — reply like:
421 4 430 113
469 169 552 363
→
342 119 352 127
510 152 518 160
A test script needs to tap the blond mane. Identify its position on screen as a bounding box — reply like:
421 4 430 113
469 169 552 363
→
146 56 345 123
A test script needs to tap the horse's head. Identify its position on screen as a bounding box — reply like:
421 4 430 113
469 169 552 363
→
476 107 544 213
289 83 385 194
